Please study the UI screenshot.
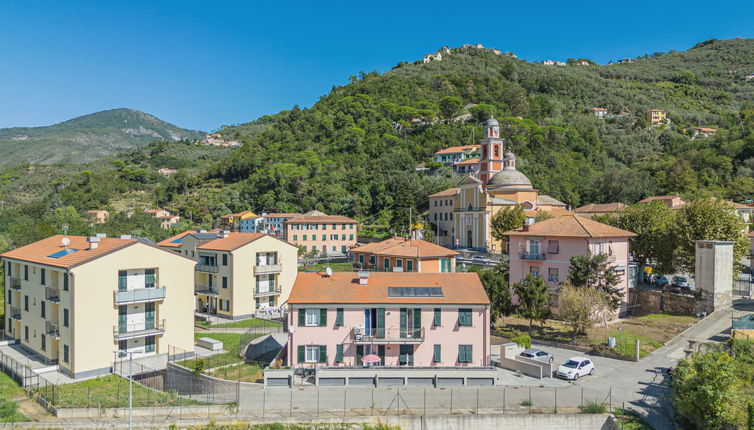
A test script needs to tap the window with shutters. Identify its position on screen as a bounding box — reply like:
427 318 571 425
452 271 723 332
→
335 308 344 326
41 268 46 285
63 345 69 363
63 273 68 291
433 344 441 363
433 308 441 326
305 309 319 326
458 308 472 326
63 308 69 327
458 345 472 363
41 301 46 318
222 254 228 266
305 345 319 363
335 344 343 362
547 240 559 254
24 265 28 281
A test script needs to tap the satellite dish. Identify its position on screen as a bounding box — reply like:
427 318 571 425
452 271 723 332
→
61 237 71 247
325 267 333 277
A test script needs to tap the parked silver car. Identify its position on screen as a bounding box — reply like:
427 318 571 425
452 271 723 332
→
519 348 554 363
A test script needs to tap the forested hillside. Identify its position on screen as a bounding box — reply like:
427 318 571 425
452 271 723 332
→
0 108 205 167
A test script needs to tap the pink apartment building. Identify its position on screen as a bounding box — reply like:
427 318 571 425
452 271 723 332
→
287 272 490 368
505 215 636 316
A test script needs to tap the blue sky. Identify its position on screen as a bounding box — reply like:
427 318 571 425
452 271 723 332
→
2 0 753 131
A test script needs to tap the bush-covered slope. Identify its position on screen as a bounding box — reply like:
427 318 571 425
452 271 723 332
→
0 108 205 167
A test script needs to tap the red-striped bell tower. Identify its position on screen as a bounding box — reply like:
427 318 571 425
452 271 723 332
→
479 116 504 189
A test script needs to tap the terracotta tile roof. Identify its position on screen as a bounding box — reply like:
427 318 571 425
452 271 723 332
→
263 213 302 218
1 235 136 269
523 208 573 218
156 230 198 248
288 272 489 305
592 107 607 111
574 203 626 213
434 145 477 155
352 237 459 258
143 209 165 214
536 195 567 206
428 187 459 198
222 210 256 219
197 232 267 251
454 158 479 166
504 215 636 238
286 215 357 224
693 127 717 132
639 195 682 203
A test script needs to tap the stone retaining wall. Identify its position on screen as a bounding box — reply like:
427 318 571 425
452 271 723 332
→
633 288 698 316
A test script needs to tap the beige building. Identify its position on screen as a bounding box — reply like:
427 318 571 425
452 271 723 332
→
157 231 298 319
428 188 459 247
144 209 180 230
283 211 358 256
2 235 196 379
647 109 667 126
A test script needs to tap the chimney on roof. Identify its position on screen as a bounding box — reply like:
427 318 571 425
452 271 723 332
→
220 230 230 238
95 233 107 239
87 236 100 250
117 235 132 240
358 271 370 286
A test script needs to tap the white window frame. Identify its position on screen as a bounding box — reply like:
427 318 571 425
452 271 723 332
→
305 309 319 326
305 345 319 363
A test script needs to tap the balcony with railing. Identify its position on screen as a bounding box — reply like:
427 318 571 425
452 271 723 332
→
114 287 166 304
254 264 283 275
46 321 60 339
45 287 61 303
113 319 165 340
195 284 218 296
9 277 21 290
254 285 282 298
10 307 21 320
195 264 219 273
351 327 425 344
520 252 546 261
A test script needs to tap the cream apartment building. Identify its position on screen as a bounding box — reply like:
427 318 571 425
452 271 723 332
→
2 234 196 379
283 211 358 256
157 231 298 319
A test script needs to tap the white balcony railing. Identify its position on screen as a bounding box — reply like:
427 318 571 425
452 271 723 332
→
114 287 166 304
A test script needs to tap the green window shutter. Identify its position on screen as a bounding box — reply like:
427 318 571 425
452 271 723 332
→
413 308 421 337
378 345 385 364
298 309 305 326
297 345 305 363
335 344 343 362
319 309 327 326
376 308 385 338
434 308 441 326
318 345 327 363
467 345 472 363
356 345 363 365
433 344 441 363
459 308 472 326
458 345 463 362
335 308 344 326
399 308 407 337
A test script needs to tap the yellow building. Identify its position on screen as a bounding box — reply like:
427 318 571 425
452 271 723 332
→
647 109 667 126
430 118 569 254
2 234 196 379
219 210 257 232
157 231 298 319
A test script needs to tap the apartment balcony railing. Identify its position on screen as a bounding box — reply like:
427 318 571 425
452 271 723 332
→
46 321 60 339
10 307 21 320
45 287 61 303
114 287 166 304
254 264 282 275
195 264 219 273
195 285 218 296
113 319 165 340
520 252 546 261
254 285 282 298
357 267 418 273
351 327 425 344
9 277 21 290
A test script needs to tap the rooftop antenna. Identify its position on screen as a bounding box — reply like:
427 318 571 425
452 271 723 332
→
62 224 69 236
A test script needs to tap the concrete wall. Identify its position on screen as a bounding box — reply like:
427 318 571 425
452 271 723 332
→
633 289 699 316
495 356 543 379
313 366 499 387
695 241 734 312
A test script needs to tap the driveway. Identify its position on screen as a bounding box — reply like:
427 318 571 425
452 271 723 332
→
532 300 754 430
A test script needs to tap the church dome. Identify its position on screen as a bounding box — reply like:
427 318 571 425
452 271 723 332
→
483 117 499 127
487 169 532 187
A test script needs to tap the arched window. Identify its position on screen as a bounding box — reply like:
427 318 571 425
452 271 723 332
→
494 145 499 157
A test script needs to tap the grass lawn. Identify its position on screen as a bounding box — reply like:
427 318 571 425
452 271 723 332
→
196 318 282 329
299 262 353 272
206 362 264 383
497 313 697 358
0 371 27 422
42 375 197 408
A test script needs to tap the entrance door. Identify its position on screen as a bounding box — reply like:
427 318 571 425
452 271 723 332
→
467 230 473 248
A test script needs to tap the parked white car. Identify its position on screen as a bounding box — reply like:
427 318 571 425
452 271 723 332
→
556 356 594 380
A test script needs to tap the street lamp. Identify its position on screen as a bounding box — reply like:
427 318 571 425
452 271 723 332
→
114 349 134 430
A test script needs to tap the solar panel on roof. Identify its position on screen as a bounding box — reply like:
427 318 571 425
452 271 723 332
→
169 237 184 244
388 287 444 298
191 233 221 240
47 248 80 259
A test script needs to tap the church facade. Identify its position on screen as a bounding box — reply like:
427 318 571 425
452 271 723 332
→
429 117 569 253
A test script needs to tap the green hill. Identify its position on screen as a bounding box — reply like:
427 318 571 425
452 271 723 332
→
0 108 205 167
194 38 754 230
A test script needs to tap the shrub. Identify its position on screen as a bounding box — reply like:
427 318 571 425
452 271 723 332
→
581 401 608 414
193 360 205 376
512 332 531 349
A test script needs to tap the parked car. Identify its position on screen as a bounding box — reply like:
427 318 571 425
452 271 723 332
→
671 276 689 288
556 356 595 380
471 255 490 264
519 348 554 363
653 274 669 288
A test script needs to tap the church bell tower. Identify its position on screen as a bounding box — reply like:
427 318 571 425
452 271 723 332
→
479 116 504 189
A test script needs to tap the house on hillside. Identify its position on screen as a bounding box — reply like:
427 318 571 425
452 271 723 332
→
144 209 180 229
638 195 686 209
219 210 257 232
574 203 626 219
158 168 177 176
434 145 478 165
646 109 667 126
591 107 608 119
261 213 302 238
745 73 754 82
453 157 480 175
351 237 458 273
284 211 358 256
505 215 636 316
286 272 491 368
692 127 718 139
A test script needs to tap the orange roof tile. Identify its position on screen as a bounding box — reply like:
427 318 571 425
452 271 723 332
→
156 230 198 248
454 158 479 165
352 237 459 259
504 215 636 238
428 187 459 198
434 145 477 155
263 213 302 218
523 208 573 218
693 127 717 132
1 235 136 269
288 272 489 305
286 215 357 224
639 195 682 203
197 232 267 251
574 203 626 213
